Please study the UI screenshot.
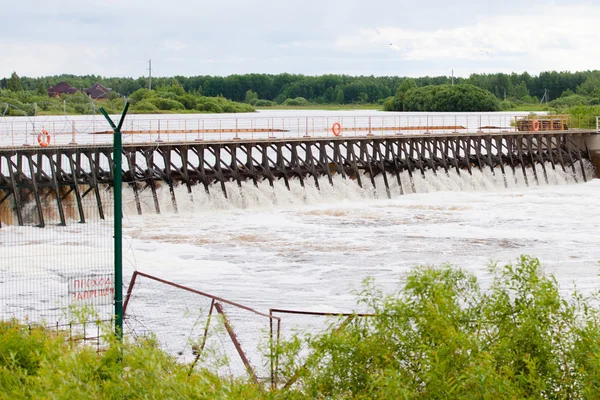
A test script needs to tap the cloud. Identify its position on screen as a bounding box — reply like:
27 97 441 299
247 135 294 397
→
160 40 187 52
0 1 597 78
333 4 600 75
0 41 116 77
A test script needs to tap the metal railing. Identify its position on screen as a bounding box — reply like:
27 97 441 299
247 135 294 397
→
0 113 592 149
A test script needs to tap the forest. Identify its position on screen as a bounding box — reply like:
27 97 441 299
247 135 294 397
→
1 70 600 114
2 70 600 105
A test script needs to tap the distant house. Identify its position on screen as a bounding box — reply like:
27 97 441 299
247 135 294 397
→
84 83 112 100
47 82 79 97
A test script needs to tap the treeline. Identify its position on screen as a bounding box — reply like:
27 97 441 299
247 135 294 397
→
3 70 600 105
0 84 254 116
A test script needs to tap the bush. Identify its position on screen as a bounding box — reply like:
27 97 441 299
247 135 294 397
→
278 256 600 398
253 99 275 107
382 96 395 111
0 321 263 398
128 88 155 103
282 97 310 106
197 99 223 113
132 100 159 112
500 99 517 110
550 94 589 108
387 84 500 112
148 98 185 111
177 94 197 110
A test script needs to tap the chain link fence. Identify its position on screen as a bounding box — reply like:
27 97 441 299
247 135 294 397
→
0 144 115 331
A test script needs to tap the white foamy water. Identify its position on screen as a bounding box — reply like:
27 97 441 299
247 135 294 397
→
2 162 599 373
118 164 599 311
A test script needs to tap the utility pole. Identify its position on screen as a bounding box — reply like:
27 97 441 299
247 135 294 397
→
148 59 152 90
452 69 454 86
540 89 548 104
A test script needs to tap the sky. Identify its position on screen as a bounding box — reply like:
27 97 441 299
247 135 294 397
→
1 0 598 79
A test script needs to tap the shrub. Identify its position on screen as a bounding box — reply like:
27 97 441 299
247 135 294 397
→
197 99 223 113
128 88 155 103
253 99 275 107
177 94 197 110
382 96 395 111
279 256 600 398
387 84 500 112
500 99 517 110
132 100 159 112
550 94 589 108
282 97 310 106
148 98 185 111
0 321 263 398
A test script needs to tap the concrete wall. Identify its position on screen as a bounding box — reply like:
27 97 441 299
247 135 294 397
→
583 134 600 179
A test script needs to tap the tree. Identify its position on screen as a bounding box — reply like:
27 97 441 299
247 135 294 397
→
335 87 345 104
7 72 23 92
36 82 46 96
244 89 258 103
512 82 529 100
388 84 500 112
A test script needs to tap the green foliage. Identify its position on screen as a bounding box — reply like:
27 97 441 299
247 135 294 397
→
0 85 254 115
128 88 154 103
6 72 23 92
0 322 263 399
282 97 309 106
388 84 500 112
278 256 600 399
4 69 600 113
36 82 46 96
500 99 517 110
244 89 258 103
4 257 600 398
5 70 600 107
550 94 590 108
133 100 159 112
149 98 186 111
382 96 395 111
558 105 600 129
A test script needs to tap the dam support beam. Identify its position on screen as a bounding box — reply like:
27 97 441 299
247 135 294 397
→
0 131 595 227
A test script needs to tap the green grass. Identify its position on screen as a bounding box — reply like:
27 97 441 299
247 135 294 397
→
508 104 552 112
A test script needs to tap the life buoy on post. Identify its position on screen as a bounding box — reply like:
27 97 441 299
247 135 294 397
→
532 119 540 132
331 122 342 136
37 129 51 147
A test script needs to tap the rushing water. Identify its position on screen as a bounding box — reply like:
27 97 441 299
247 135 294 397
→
1 110 597 372
117 163 600 310
2 154 599 374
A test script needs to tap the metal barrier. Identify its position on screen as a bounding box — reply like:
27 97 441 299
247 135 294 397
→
121 271 376 388
0 113 537 148
123 271 281 384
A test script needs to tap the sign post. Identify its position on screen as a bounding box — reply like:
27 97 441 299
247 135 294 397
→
99 102 129 340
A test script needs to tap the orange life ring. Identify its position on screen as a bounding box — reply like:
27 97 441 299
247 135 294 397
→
331 122 342 136
37 129 51 147
532 119 540 132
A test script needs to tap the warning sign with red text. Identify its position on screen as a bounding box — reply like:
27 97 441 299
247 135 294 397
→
68 275 114 306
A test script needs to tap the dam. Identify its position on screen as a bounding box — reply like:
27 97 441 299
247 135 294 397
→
0 113 598 227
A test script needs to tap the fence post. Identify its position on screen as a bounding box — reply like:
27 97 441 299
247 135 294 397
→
99 101 129 340
69 121 77 145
